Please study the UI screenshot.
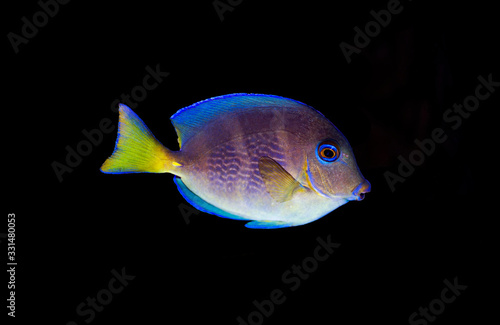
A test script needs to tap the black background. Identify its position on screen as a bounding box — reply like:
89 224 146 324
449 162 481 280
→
3 0 497 324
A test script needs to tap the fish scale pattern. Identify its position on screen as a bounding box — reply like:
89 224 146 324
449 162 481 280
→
206 132 287 196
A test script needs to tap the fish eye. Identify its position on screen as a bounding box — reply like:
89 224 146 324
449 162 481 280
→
317 140 340 162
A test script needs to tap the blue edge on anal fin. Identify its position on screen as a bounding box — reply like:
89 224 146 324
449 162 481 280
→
173 177 294 229
173 176 249 221
244 221 294 229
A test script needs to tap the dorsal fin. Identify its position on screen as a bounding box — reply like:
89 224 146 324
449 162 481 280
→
170 93 312 147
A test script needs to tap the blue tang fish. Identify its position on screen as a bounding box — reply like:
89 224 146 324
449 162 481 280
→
100 93 371 229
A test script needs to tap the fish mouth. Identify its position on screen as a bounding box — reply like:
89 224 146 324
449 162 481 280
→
351 179 371 201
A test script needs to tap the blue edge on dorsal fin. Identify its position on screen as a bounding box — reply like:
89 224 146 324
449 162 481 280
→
170 93 315 148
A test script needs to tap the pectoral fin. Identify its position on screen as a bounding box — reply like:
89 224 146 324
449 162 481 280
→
258 156 307 203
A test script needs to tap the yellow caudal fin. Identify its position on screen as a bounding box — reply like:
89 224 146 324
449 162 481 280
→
100 104 180 174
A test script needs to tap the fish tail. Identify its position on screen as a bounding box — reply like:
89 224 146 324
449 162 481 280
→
100 104 180 174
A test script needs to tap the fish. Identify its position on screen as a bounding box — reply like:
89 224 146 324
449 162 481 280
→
100 93 370 229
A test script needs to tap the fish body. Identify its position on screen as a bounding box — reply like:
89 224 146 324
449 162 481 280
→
101 93 370 229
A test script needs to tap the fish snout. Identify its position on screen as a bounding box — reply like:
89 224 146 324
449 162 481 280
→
351 179 371 201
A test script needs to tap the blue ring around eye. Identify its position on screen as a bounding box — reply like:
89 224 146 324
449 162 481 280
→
317 143 340 162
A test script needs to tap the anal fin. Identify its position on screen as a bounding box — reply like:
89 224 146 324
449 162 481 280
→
173 177 250 221
245 220 294 229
